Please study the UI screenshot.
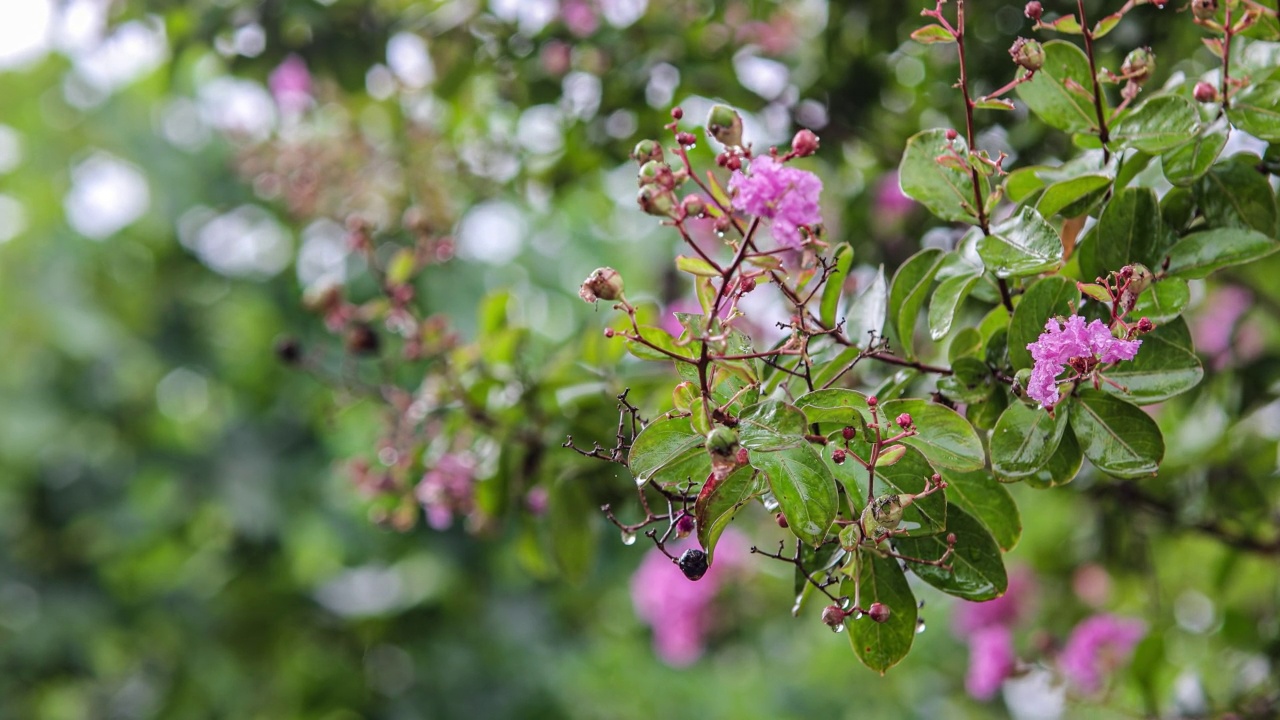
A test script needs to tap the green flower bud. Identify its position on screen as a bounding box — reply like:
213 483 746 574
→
1121 46 1155 86
578 267 625 303
706 426 740 457
1009 37 1045 72
706 104 744 147
632 138 664 164
637 185 677 217
638 160 667 184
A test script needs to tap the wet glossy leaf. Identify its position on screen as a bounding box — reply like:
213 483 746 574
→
888 248 945 358
821 244 854 329
980 206 1064 278
1068 390 1164 478
1023 426 1084 488
751 444 838 546
1089 187 1164 281
928 271 980 341
1165 228 1280 279
880 399 985 473
848 265 889 348
738 400 809 451
894 505 1007 601
628 416 709 487
844 553 917 674
990 401 1070 479
1227 82 1280 141
625 325 697 362
1036 173 1112 219
795 388 873 427
1102 317 1202 404
899 129 982 223
696 466 762 563
1112 96 1199 153
1162 120 1227 186
1194 157 1279 236
942 469 1022 551
1016 40 1100 133
1008 275 1077 370
675 255 719 277
1131 279 1190 324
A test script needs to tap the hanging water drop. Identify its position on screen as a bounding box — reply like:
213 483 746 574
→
620 529 637 546
831 622 845 634
916 618 927 634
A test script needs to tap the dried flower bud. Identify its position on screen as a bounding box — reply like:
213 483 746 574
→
345 322 380 356
1193 81 1218 103
1121 47 1155 86
1137 317 1154 334
677 548 709 581
1010 37 1045 72
1192 0 1217 20
896 413 913 429
632 139 664 164
675 513 696 538
637 185 677 217
821 604 847 629
868 602 892 624
791 128 820 157
832 448 847 464
1024 1 1043 21
579 267 625 303
707 104 744 147
842 426 856 441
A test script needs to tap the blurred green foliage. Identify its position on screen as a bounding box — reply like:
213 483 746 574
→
1 0 1278 718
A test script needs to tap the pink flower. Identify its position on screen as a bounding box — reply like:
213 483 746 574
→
268 54 313 116
728 155 823 249
1026 315 1141 408
561 0 599 37
1058 614 1146 693
630 529 749 665
874 170 916 220
954 568 1037 639
966 626 1016 700
414 453 476 530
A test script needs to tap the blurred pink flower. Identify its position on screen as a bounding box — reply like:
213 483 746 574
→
874 171 916 220
561 0 599 37
414 453 476 530
966 626 1016 701
630 529 749 666
954 567 1037 639
269 54 313 116
1027 315 1141 408
1058 614 1146 694
728 155 823 249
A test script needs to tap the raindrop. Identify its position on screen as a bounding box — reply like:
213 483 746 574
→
916 618 927 634
620 529 637 546
839 597 853 611
831 622 845 634
853 610 864 620
917 599 926 609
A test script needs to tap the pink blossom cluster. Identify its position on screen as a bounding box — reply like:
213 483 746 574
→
1057 614 1146 694
630 529 749 665
414 453 477 530
953 569 1037 700
269 54 313 117
1026 315 1141 409
728 155 823 249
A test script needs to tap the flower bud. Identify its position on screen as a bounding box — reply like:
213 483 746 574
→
1024 1 1043 21
706 426 740 457
579 267 625 303
775 512 788 529
275 337 303 365
1121 47 1155 86
735 447 750 465
632 138 664 164
1010 37 1045 72
1137 317 1154 334
638 160 667 185
671 106 684 120
345 322 380 356
864 494 905 532
681 194 705 218
867 395 878 407
868 602 891 624
1192 0 1217 20
675 513 696 538
706 105 744 147
832 448 847 464
944 129 957 142
676 131 697 147
677 548 709 581
791 128 820 157
821 604 847 629
896 413 913 429
1193 81 1218 103
842 426 856 441
637 185 677 217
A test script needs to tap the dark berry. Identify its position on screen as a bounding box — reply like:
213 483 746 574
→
677 548 709 581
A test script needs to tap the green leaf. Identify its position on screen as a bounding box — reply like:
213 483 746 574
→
1165 228 1280 279
549 475 597 584
628 416 709 487
910 24 954 44
675 255 720 277
888 248 946 358
738 400 809 451
880 399 986 473
751 444 838 546
990 401 1070 479
899 129 982 224
937 357 992 404
1005 166 1047 203
942 469 1022 551
796 388 872 428
821 244 854 329
893 505 1007 601
948 327 983 362
696 466 762 563
1008 275 1077 370
1093 186 1164 275
1016 40 1101 133
1131 278 1190 324
844 553 917 674
1161 119 1227 186
974 97 1015 111
847 264 889 349
1227 82 1280 141
980 206 1064 278
928 271 981 341
1023 426 1084 488
1102 317 1203 404
1036 173 1112 219
1194 157 1279 236
1068 390 1164 478
625 325 697 362
1092 11 1123 38
1112 96 1200 153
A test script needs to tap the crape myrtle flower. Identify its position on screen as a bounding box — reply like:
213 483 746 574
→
269 54 313 117
1058 614 1146 694
414 453 477 530
1026 315 1141 409
728 155 822 249
954 568 1037 639
966 626 1017 701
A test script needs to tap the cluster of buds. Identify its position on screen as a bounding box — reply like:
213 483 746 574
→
821 601 892 633
1077 264 1157 335
1109 47 1156 102
631 134 690 219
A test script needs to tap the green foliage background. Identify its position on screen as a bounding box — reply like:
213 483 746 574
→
1 0 1278 717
